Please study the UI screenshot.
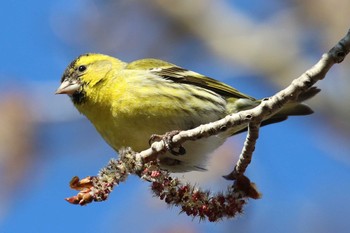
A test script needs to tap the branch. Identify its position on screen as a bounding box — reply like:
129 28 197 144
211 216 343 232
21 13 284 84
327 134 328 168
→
65 29 350 221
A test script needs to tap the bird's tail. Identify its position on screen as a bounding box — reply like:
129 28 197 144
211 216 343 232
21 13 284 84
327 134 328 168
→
234 87 320 134
261 86 320 126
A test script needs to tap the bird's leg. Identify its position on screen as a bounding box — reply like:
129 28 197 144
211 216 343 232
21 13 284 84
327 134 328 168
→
149 130 186 156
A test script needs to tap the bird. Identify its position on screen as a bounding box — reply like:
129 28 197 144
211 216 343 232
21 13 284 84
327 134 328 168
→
56 53 319 172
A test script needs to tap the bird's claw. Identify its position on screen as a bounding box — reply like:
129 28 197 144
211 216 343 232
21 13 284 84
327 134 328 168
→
149 130 186 156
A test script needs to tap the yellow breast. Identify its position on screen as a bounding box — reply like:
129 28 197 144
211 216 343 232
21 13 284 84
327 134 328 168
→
76 70 230 171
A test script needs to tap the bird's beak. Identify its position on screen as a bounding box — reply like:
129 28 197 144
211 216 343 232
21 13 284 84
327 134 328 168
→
55 80 80 95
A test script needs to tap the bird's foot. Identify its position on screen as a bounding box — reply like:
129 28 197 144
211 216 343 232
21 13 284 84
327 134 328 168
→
149 130 186 156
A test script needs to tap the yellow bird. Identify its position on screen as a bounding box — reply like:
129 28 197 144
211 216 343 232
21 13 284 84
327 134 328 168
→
56 53 318 172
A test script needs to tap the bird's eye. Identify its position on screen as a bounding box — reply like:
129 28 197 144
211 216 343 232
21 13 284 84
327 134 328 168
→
78 65 87 72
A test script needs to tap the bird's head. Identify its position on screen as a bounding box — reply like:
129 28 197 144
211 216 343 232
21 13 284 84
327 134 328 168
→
56 53 125 104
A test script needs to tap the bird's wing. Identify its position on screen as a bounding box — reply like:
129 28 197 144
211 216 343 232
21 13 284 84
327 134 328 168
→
126 58 255 100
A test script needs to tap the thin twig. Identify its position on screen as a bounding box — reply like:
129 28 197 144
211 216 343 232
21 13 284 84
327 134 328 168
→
224 121 261 180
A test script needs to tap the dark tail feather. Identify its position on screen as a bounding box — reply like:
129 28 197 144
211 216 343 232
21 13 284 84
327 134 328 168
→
296 87 321 102
234 116 288 135
274 86 320 117
233 87 320 135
